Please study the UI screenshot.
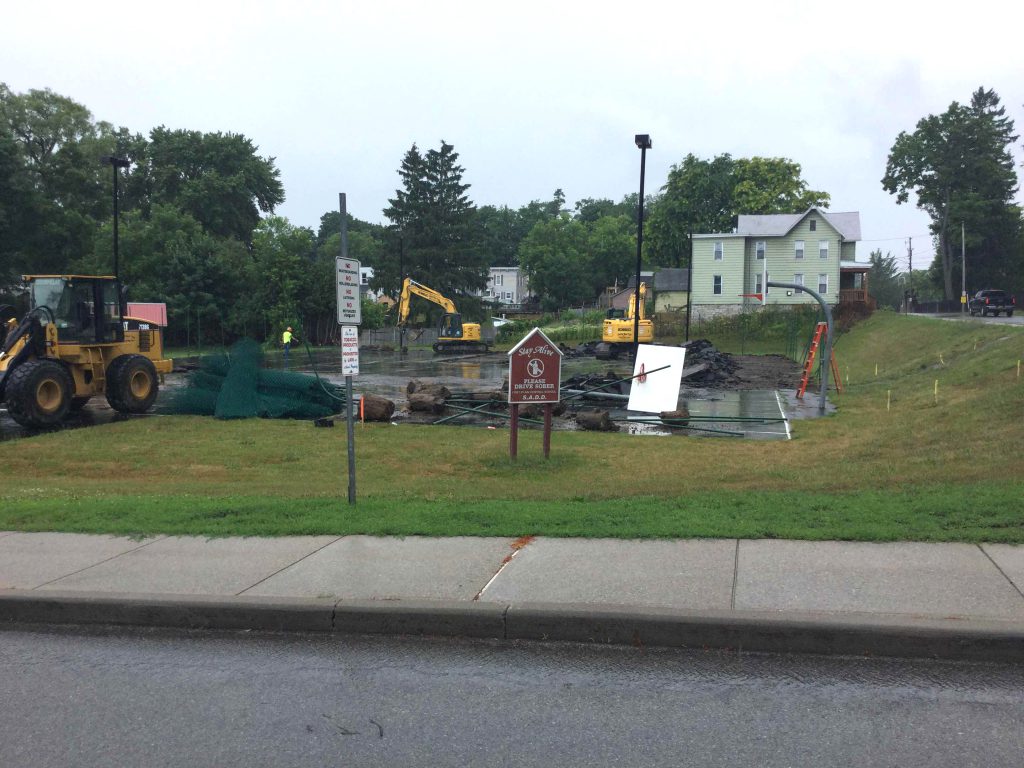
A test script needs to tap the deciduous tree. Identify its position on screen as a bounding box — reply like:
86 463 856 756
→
882 87 1021 299
646 154 829 269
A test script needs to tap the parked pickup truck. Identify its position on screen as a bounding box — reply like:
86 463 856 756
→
968 289 1015 317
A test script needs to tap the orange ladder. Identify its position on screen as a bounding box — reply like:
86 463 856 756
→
797 322 842 398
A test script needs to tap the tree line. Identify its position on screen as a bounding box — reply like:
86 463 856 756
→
2 83 1021 347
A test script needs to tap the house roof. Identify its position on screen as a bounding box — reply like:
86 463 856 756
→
735 208 861 240
654 268 690 292
626 271 656 289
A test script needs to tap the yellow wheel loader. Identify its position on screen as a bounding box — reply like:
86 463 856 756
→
0 275 173 428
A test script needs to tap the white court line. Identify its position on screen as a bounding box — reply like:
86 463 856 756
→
774 390 792 440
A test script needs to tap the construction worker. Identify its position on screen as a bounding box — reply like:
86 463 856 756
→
282 326 295 363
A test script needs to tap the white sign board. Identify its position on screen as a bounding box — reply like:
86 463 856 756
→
626 345 687 414
337 258 362 325
341 325 360 376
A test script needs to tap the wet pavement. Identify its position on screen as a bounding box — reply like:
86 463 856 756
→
0 347 825 441
3 625 1023 768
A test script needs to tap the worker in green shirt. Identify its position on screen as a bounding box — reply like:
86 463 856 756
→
282 326 295 363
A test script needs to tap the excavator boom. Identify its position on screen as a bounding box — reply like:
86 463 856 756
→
396 277 489 354
398 278 458 324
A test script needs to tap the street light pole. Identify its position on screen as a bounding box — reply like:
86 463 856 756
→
633 134 652 355
101 155 130 310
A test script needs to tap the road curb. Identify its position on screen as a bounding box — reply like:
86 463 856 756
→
2 591 1022 662
504 603 1024 663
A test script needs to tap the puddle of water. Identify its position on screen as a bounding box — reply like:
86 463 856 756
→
1 348 826 441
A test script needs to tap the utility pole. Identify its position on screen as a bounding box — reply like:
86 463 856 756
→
961 222 966 314
907 237 913 313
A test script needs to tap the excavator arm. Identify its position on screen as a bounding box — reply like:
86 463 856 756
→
626 282 647 321
397 278 459 326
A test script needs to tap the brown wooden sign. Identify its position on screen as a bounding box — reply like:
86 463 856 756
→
508 328 562 404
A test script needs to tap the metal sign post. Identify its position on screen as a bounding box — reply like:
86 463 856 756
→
338 193 360 505
507 328 562 460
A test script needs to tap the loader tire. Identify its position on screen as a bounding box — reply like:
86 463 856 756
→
5 359 73 428
106 355 159 414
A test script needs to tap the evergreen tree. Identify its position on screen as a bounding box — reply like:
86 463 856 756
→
383 140 486 299
867 250 904 311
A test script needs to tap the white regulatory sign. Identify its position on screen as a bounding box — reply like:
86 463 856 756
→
341 325 359 376
336 257 362 325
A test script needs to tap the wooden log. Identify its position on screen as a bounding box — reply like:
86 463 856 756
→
575 408 619 432
360 393 395 422
520 401 565 418
406 380 451 399
408 393 446 414
659 407 690 426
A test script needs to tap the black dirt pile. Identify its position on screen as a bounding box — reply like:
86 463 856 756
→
681 339 740 386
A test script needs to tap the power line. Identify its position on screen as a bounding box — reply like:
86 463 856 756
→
859 234 932 243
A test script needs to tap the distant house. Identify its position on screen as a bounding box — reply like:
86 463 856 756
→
603 272 655 311
691 208 868 318
653 268 690 312
482 266 532 306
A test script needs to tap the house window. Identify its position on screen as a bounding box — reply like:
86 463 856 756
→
795 240 804 259
713 275 722 295
809 219 817 232
819 240 829 259
495 274 503 286
754 273 762 294
755 241 765 260
794 273 804 287
504 291 512 301
714 241 724 260
818 274 829 294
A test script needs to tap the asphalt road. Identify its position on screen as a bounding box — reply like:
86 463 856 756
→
1 625 1022 767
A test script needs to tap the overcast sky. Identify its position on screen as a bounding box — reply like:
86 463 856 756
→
4 1 1023 269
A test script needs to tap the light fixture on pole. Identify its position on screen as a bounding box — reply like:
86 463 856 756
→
633 134 651 355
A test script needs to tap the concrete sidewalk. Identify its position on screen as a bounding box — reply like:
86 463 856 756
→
1 531 1022 661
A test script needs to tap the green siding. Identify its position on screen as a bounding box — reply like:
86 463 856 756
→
694 212 847 307
691 235 745 304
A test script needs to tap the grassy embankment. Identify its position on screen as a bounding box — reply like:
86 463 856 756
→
1 312 1021 542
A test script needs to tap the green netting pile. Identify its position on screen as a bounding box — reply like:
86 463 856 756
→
165 339 345 420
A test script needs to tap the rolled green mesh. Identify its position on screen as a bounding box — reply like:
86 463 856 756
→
165 339 345 420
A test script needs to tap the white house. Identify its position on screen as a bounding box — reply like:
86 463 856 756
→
482 266 532 306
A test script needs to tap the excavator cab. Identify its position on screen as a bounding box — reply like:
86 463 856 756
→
439 313 464 339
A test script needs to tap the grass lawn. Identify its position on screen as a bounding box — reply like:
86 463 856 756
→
1 312 1021 542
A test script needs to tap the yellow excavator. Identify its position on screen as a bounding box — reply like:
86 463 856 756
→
595 282 654 359
0 274 172 428
397 277 490 354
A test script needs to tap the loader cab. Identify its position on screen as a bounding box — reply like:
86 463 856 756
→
28 276 125 344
